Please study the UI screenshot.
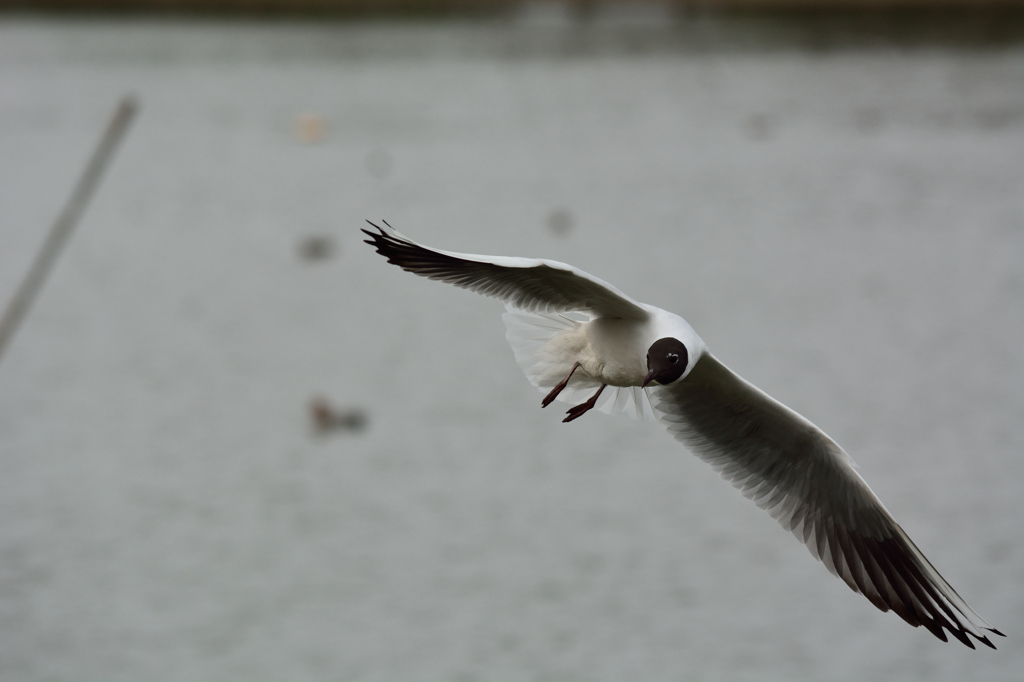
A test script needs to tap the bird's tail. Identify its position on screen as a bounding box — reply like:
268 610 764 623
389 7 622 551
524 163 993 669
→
502 305 658 423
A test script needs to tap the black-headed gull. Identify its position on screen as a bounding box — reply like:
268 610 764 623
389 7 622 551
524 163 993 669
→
362 220 1003 649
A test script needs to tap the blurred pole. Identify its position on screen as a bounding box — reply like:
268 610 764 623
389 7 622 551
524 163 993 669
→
0 96 138 365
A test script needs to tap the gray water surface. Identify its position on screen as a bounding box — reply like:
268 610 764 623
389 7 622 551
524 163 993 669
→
1 17 1022 681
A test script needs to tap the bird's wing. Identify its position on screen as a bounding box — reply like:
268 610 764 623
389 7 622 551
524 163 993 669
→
650 352 1003 649
362 221 649 320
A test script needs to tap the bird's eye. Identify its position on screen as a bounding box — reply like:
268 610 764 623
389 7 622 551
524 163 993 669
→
668 354 678 364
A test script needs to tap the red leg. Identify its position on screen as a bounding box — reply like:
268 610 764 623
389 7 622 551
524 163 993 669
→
542 362 582 408
562 384 607 423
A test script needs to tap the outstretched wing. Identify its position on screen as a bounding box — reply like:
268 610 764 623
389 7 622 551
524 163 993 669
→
650 352 1003 649
362 221 649 320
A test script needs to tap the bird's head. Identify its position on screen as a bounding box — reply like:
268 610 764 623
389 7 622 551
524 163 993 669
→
642 338 689 388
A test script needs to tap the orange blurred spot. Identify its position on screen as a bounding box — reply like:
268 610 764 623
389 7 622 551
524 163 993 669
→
294 113 327 143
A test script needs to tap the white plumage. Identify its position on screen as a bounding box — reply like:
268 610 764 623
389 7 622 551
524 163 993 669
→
362 220 1002 649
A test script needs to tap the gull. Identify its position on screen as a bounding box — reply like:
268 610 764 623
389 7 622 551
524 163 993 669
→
362 220 1003 649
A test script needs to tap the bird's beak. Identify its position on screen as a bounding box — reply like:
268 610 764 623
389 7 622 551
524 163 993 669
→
641 369 658 388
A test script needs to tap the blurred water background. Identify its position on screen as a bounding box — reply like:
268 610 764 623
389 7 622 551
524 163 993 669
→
1 4 1023 680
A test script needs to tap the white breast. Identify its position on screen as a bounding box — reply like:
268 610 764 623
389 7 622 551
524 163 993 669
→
581 316 650 386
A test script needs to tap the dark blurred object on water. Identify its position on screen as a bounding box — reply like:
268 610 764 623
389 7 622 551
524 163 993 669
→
298 235 337 262
310 395 368 434
365 149 394 180
546 207 573 237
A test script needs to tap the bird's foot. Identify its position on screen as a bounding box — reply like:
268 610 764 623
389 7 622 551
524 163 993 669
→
562 384 607 423
542 362 582 408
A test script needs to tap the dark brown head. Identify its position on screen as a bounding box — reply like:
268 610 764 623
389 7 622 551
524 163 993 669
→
642 338 689 387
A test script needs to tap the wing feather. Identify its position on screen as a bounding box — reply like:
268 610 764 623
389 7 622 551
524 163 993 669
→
362 221 648 320
650 352 1003 649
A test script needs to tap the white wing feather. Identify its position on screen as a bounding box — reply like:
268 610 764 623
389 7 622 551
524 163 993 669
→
362 221 649 320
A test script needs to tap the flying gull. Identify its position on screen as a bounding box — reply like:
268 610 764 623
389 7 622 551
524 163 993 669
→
362 220 1003 649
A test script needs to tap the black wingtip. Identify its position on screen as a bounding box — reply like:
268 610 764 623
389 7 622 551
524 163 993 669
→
949 628 974 649
362 219 424 270
362 220 394 250
956 626 1004 651
974 626 1006 650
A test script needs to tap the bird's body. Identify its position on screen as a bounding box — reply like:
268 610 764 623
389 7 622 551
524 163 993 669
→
543 309 698 388
362 221 1003 649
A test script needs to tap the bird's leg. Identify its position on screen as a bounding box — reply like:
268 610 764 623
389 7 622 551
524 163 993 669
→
562 384 607 423
541 362 582 408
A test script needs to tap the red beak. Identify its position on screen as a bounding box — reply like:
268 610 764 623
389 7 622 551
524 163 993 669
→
641 369 658 388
